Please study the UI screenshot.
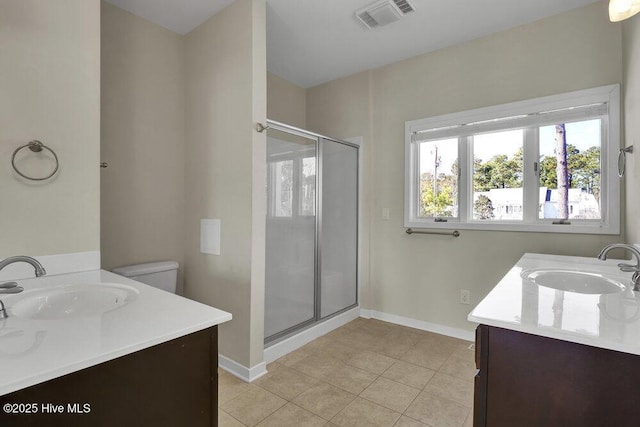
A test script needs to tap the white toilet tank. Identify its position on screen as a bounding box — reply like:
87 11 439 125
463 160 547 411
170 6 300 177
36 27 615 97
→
112 261 179 293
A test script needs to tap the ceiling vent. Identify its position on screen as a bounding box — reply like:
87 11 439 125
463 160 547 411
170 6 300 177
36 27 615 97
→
356 0 416 30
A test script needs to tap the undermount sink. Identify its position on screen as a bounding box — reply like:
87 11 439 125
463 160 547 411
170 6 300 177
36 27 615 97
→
521 269 626 294
10 283 138 320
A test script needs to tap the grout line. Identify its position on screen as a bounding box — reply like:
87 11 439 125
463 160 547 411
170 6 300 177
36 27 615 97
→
253 399 288 427
232 318 473 426
220 409 249 427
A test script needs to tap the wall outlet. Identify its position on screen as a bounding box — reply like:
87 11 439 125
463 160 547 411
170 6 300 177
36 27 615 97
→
460 289 471 305
382 208 390 220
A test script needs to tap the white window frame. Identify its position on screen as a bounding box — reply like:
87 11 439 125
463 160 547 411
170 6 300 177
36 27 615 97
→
404 84 621 234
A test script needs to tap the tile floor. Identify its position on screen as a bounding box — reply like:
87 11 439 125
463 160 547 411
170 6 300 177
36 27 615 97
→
218 318 475 427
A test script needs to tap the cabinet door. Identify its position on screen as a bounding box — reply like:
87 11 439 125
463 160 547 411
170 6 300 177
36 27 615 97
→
0 327 218 427
485 326 640 427
473 325 488 427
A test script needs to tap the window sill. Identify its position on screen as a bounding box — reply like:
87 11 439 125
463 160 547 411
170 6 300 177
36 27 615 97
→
403 219 619 235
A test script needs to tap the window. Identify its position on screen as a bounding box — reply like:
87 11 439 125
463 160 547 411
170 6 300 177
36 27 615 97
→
299 157 316 216
268 153 316 218
270 159 293 217
404 85 620 234
417 138 458 218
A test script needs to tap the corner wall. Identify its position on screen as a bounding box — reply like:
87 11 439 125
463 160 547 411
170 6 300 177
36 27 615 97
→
100 2 185 290
184 0 266 370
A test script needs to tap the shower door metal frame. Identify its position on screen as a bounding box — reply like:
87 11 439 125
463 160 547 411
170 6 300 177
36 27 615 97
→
264 119 360 345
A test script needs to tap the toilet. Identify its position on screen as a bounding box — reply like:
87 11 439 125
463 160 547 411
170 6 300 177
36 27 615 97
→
112 261 179 293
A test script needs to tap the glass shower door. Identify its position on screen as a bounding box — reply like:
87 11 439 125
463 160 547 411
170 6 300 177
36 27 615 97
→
264 128 317 339
319 139 358 318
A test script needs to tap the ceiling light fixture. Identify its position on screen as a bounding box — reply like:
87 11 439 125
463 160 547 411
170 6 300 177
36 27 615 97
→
609 0 640 22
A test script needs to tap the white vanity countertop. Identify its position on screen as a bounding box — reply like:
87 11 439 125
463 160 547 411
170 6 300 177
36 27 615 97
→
0 270 232 396
468 253 640 356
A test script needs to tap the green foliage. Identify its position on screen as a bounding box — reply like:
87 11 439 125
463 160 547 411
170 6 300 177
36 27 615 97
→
538 144 600 198
419 172 455 217
474 194 495 220
473 147 523 191
472 142 600 198
416 130 600 218
539 156 557 188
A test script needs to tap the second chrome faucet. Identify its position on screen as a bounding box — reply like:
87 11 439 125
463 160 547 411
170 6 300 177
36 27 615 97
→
598 243 640 291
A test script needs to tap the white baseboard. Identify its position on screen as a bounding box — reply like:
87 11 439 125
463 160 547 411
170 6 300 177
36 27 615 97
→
221 307 360 382
260 307 474 371
263 306 360 364
218 355 267 383
364 310 475 342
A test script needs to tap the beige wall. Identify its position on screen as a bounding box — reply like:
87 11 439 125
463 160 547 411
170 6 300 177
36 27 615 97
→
100 2 185 291
184 0 266 368
267 72 306 128
623 15 640 243
0 0 100 258
306 1 623 333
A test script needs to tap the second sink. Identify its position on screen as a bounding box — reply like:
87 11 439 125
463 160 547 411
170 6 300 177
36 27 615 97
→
521 269 626 294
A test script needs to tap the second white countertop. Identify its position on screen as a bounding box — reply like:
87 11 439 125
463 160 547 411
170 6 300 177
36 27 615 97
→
468 253 640 355
0 270 232 396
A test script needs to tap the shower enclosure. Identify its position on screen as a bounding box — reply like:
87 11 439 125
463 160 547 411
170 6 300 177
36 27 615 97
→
264 120 359 344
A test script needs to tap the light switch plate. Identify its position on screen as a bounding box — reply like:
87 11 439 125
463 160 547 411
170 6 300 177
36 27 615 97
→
200 219 221 255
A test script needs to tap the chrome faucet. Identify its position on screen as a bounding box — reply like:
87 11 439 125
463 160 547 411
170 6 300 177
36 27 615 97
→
598 244 640 291
0 256 46 319
0 256 46 277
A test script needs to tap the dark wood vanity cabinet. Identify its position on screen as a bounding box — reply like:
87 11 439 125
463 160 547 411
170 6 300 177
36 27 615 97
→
0 326 218 427
473 325 640 427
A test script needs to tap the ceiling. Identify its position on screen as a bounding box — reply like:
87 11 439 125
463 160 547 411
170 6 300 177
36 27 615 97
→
105 0 236 35
105 0 603 88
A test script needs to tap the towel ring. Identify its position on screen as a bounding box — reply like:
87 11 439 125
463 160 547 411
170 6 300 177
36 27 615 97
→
618 145 634 178
11 140 59 181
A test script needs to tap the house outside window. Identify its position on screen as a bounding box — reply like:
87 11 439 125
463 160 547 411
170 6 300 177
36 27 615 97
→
404 85 620 234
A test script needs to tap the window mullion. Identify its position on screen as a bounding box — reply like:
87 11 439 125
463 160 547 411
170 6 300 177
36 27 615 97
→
413 141 421 219
292 157 301 218
458 136 471 223
523 127 539 224
599 114 610 226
